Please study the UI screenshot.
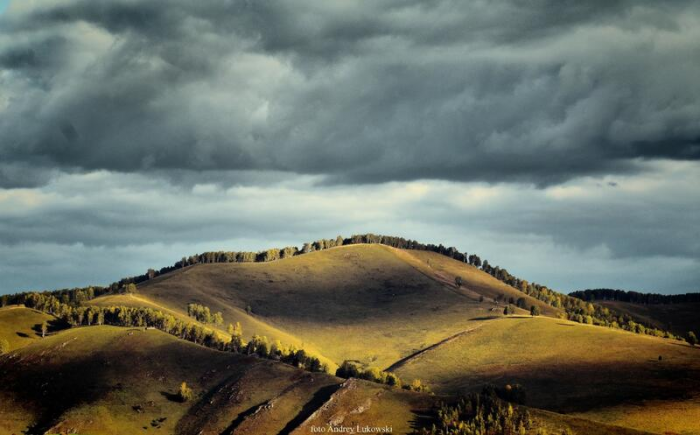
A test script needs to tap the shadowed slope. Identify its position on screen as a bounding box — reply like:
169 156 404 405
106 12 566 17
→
596 299 700 338
0 326 342 435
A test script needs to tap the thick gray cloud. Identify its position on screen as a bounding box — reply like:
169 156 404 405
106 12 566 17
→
1 0 699 187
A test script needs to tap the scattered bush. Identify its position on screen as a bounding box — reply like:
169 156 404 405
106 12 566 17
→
186 303 224 324
178 382 193 402
336 360 429 392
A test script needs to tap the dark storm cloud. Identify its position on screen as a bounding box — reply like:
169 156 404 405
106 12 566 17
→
1 0 699 187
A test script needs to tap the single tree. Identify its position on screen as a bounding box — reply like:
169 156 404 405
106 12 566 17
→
212 312 224 325
687 331 698 346
41 321 48 338
530 305 541 316
178 382 193 402
454 276 463 288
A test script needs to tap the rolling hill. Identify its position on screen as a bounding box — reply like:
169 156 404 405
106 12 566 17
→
131 244 557 370
0 325 347 435
0 325 632 435
391 315 700 434
2 240 699 434
569 289 700 339
0 305 57 352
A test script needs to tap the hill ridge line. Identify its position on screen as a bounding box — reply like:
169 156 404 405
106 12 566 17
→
388 247 480 302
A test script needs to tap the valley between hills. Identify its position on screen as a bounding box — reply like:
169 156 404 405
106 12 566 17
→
1 238 698 435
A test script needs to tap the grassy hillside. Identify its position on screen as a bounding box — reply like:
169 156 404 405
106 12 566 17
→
596 299 700 338
0 305 56 351
136 244 555 369
0 326 354 435
393 315 700 434
0 324 461 435
85 292 338 371
295 379 648 435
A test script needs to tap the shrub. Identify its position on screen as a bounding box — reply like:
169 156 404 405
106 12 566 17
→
178 382 193 402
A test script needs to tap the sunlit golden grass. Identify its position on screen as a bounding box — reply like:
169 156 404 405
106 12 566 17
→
394 315 700 434
0 305 55 351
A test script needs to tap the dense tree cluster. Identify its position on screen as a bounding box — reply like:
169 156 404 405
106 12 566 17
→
245 335 329 372
187 303 224 325
8 291 329 375
478 269 677 339
336 360 430 392
2 286 108 308
417 388 534 435
570 289 700 305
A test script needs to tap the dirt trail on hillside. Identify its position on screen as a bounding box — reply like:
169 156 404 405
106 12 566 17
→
384 324 484 372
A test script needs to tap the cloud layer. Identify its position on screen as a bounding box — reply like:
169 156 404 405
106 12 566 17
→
1 161 698 294
1 1 698 295
1 0 699 187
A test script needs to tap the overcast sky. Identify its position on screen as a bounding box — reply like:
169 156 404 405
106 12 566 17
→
1 0 698 295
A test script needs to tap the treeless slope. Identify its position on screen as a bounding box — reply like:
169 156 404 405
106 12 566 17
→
137 244 543 369
393 315 700 434
0 305 56 351
597 299 700 337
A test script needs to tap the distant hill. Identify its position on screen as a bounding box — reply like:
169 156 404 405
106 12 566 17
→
570 289 700 337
